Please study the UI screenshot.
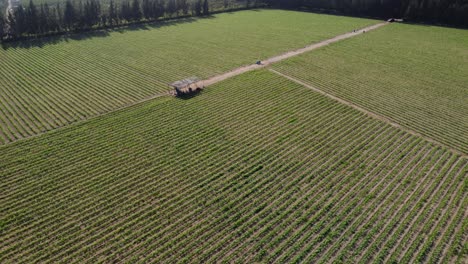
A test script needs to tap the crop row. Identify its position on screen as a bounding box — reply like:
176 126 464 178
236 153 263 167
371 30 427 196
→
0 70 465 262
0 9 377 145
273 23 468 154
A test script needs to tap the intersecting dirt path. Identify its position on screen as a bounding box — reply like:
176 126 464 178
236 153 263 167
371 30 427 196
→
0 22 389 147
191 20 467 158
196 22 388 87
269 69 467 158
6 20 465 159
12 20 458 157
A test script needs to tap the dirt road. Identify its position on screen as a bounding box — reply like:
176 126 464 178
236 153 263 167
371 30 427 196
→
269 69 467 158
196 22 388 87
193 20 467 158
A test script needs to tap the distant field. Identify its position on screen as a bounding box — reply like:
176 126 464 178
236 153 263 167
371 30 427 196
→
0 9 377 144
273 23 468 154
1 70 466 263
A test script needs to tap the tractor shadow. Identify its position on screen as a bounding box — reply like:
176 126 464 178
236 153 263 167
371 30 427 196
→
175 88 204 100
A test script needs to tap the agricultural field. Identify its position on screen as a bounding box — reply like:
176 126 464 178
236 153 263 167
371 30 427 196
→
273 23 468 154
0 70 466 263
0 9 378 144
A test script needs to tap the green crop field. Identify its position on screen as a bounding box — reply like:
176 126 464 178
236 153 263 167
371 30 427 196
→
0 9 377 145
0 70 466 263
273 23 468 154
1 5 467 263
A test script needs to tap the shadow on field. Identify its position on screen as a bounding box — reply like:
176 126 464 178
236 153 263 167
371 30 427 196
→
1 16 202 50
175 89 204 100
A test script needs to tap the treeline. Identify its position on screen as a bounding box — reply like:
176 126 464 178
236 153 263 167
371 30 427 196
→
2 0 466 43
0 0 259 41
265 0 468 27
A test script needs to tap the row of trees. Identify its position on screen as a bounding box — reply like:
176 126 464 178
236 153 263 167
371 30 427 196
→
265 0 468 27
0 0 214 41
1 0 466 42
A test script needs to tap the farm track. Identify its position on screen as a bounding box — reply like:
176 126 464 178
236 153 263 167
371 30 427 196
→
0 10 378 145
270 24 468 154
1 15 467 262
0 21 387 147
4 19 464 162
195 22 389 87
269 69 467 159
0 70 466 262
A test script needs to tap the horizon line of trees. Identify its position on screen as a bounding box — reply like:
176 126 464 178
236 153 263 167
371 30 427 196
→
1 0 467 43
0 0 260 42
265 0 468 27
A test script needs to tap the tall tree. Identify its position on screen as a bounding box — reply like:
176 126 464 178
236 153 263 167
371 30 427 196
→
85 0 101 27
194 0 202 16
76 0 85 30
166 0 177 17
94 0 102 25
108 0 118 25
142 0 152 19
54 3 63 31
27 0 39 35
153 0 165 19
177 0 189 15
63 0 76 30
131 0 142 21
0 13 5 41
38 3 50 34
7 11 17 38
83 1 92 27
14 5 28 36
120 1 132 22
203 0 209 15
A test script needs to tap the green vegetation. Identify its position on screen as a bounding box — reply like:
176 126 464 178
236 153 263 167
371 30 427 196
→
2 0 254 41
273 23 468 154
0 9 377 144
1 6 466 262
30 0 246 10
1 70 466 262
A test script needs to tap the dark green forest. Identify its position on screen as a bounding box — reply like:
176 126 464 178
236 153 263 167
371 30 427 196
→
269 0 468 26
1 0 467 42
0 0 258 41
